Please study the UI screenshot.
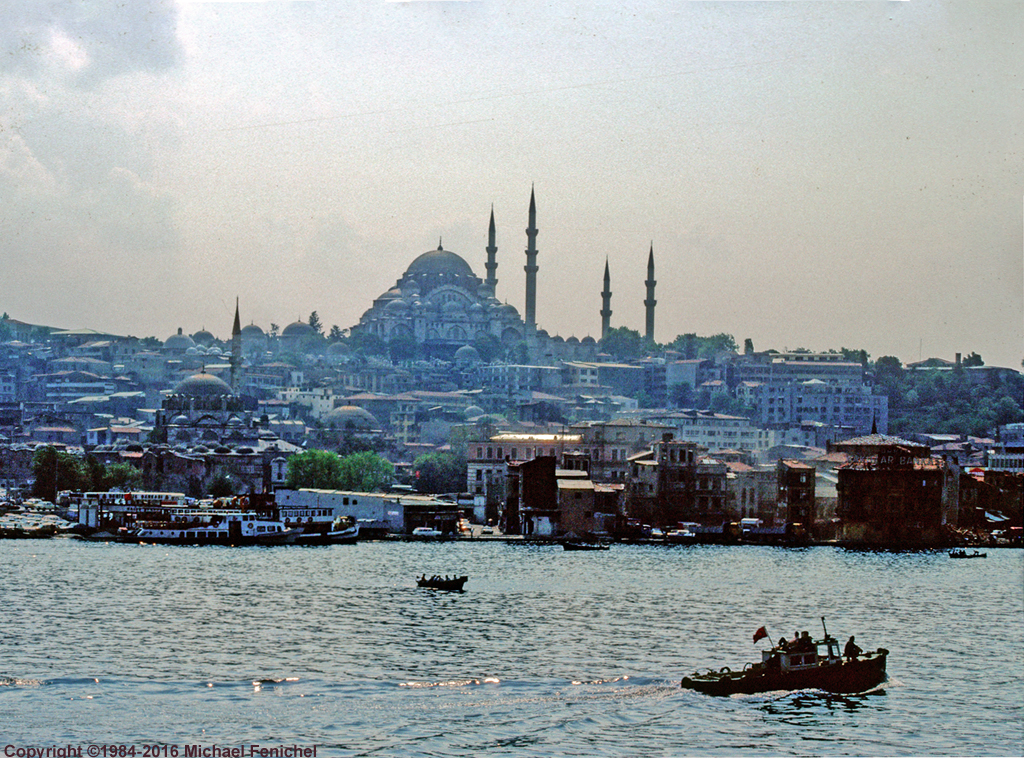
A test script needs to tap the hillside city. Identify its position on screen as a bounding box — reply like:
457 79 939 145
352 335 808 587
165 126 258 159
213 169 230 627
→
1 299 1021 549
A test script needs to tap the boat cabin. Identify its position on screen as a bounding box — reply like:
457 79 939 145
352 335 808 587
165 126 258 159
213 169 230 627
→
763 636 842 672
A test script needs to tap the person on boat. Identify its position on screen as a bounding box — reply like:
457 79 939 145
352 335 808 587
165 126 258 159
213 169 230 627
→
799 631 813 651
844 635 862 661
777 637 789 651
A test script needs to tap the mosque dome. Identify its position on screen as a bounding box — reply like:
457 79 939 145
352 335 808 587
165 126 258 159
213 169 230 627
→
385 298 410 313
282 321 315 338
323 405 379 430
241 323 265 339
327 341 349 355
442 300 465 317
172 371 233 397
566 336 580 345
404 245 475 278
185 346 200 356
454 344 482 365
581 336 597 346
468 302 485 316
192 329 215 346
171 414 190 425
464 405 486 419
164 328 196 352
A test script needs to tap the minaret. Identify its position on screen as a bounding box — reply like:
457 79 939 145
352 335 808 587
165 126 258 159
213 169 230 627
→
485 205 498 293
230 297 242 391
524 186 539 334
644 243 656 342
600 258 612 340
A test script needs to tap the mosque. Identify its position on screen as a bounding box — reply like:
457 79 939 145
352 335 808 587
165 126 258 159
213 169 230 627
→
350 188 657 365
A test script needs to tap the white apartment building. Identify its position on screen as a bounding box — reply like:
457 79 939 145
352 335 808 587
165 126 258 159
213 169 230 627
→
644 409 775 452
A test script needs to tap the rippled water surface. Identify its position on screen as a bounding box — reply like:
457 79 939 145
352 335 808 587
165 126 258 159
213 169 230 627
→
2 540 1021 756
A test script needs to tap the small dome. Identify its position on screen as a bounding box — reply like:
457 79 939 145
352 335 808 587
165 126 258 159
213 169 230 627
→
241 323 265 339
581 336 596 345
566 336 580 345
551 335 565 344
172 371 233 397
468 302 485 315
454 344 482 365
327 341 349 355
323 405 379 430
442 300 465 316
164 328 196 352
499 303 519 318
185 346 200 356
464 405 486 419
171 414 190 425
385 298 410 313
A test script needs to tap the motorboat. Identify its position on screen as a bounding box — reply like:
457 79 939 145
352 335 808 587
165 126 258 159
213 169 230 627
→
681 621 888 696
293 517 360 545
562 540 609 551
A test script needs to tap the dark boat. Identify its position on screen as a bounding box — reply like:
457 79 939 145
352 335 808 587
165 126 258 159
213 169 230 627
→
681 624 888 696
293 518 360 545
417 575 468 591
562 541 609 551
949 549 986 559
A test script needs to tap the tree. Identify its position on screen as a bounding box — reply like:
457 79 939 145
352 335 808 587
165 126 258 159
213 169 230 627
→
348 331 387 357
962 352 984 367
269 323 280 339
208 472 235 498
670 381 694 408
31 447 89 502
841 347 869 366
337 451 394 492
286 449 347 489
743 338 754 355
103 462 143 491
388 332 420 362
668 333 737 359
412 452 466 494
600 327 648 361
473 333 502 364
328 325 345 342
308 311 323 336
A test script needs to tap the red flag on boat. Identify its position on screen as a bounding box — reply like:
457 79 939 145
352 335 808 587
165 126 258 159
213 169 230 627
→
753 626 768 644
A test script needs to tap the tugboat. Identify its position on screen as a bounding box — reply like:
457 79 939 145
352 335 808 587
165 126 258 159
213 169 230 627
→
681 619 888 696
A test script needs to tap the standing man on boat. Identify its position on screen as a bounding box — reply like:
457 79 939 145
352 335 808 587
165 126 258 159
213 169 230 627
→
845 635 863 661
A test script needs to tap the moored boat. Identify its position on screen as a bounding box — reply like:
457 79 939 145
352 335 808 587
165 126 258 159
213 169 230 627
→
292 516 360 545
121 509 300 546
681 622 888 696
562 541 609 551
417 575 468 591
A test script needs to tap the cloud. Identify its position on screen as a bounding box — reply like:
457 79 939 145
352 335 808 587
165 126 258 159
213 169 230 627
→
0 1 182 84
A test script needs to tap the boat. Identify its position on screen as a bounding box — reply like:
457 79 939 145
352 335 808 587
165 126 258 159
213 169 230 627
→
292 516 360 545
417 575 468 591
949 549 986 559
681 621 888 696
121 509 301 546
562 540 610 551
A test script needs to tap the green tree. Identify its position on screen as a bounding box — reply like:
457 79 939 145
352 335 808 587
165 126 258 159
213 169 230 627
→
962 352 984 367
668 333 737 359
600 327 648 360
208 472 235 498
328 325 345 342
412 452 466 494
473 333 502 363
103 463 143 491
308 311 323 336
286 449 347 489
31 447 89 502
348 331 387 357
670 381 694 408
337 451 394 492
388 332 420 362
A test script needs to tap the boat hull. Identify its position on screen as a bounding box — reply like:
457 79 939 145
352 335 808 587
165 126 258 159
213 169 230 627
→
417 576 468 591
681 649 888 696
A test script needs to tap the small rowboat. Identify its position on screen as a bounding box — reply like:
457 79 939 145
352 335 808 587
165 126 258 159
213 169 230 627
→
417 575 468 591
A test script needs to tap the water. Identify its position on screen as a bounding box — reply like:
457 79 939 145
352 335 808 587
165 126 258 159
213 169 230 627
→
2 540 1021 756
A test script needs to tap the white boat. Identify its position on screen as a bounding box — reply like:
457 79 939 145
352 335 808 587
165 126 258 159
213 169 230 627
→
292 517 360 545
122 509 300 546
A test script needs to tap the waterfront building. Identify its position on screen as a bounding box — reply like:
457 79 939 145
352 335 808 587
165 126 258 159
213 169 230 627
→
274 488 461 535
777 459 816 531
624 436 729 527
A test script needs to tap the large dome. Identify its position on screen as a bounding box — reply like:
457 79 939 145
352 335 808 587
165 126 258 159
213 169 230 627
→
282 321 315 337
164 328 196 352
323 405 379 430
172 371 233 397
404 245 475 278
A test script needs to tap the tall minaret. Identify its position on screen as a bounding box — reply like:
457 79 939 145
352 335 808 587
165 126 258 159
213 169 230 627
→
644 243 656 342
485 205 498 293
600 258 612 340
524 186 539 334
230 297 242 391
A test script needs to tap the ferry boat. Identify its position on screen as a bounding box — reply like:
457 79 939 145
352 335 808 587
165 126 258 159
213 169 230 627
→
681 622 888 696
121 509 300 546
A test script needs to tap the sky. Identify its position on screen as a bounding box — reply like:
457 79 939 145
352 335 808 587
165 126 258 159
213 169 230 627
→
1 0 1021 369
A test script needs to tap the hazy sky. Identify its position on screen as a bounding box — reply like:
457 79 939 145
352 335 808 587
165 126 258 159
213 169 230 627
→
2 1 1021 368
